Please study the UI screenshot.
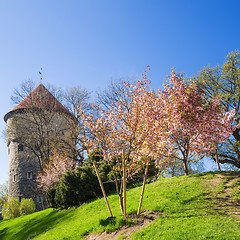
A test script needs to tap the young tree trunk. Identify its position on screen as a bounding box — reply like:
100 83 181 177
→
105 155 124 215
122 149 127 219
215 147 221 171
137 162 149 216
41 195 45 210
93 162 113 217
113 172 124 216
119 181 124 216
183 158 189 176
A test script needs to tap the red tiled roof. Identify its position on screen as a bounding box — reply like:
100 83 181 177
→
10 84 70 114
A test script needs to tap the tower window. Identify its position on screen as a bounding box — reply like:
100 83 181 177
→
39 196 42 203
13 175 16 182
18 144 23 152
19 196 22 202
27 172 33 179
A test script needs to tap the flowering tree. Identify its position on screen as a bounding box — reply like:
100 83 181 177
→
78 68 236 218
78 67 156 216
153 72 237 175
37 151 75 192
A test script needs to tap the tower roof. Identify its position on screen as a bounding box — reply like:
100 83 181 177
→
4 84 72 122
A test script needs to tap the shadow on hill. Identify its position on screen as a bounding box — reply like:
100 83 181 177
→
1 209 76 240
0 227 7 239
99 216 117 227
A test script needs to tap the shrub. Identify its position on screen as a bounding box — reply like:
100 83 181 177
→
19 198 36 216
54 165 100 209
49 150 119 209
47 187 57 208
87 149 116 192
2 198 20 220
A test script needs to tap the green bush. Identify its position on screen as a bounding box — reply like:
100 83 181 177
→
54 165 100 209
49 150 117 209
49 149 158 209
87 149 117 192
47 187 57 208
19 198 36 215
2 198 20 220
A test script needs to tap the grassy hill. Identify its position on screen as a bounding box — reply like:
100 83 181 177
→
0 171 240 240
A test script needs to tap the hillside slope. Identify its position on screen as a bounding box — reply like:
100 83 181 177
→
0 171 240 240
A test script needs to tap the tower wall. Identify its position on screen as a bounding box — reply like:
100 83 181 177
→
6 109 75 210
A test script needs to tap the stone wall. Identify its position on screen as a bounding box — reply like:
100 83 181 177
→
6 109 76 210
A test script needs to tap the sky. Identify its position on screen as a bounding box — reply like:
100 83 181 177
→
0 0 240 184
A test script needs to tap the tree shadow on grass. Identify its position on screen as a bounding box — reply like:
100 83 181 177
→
0 227 8 239
7 209 75 240
99 216 117 227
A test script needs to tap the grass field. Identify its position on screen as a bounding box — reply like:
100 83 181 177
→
0 171 240 240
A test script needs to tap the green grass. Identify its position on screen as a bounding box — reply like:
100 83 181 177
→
0 171 240 240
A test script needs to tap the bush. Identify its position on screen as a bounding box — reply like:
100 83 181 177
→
54 165 100 209
2 198 20 220
47 187 57 208
87 149 116 193
19 198 36 215
50 150 117 209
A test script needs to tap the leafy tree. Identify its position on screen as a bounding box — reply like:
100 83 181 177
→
19 198 36 215
194 50 240 168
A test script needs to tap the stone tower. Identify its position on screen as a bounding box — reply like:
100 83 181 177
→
4 84 76 210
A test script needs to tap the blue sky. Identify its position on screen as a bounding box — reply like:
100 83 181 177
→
0 0 240 184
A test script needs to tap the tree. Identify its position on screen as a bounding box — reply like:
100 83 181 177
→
64 86 92 164
6 83 76 171
10 80 65 106
194 50 240 168
0 181 8 207
79 67 157 217
37 151 75 192
157 156 204 178
153 72 236 175
96 78 133 111
7 81 90 170
46 150 116 209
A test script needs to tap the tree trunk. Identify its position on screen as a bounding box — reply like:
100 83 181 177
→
183 159 189 176
105 154 124 215
215 147 221 171
119 194 124 216
115 175 124 216
41 195 45 210
117 179 124 216
137 162 149 215
93 162 113 217
122 149 127 219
